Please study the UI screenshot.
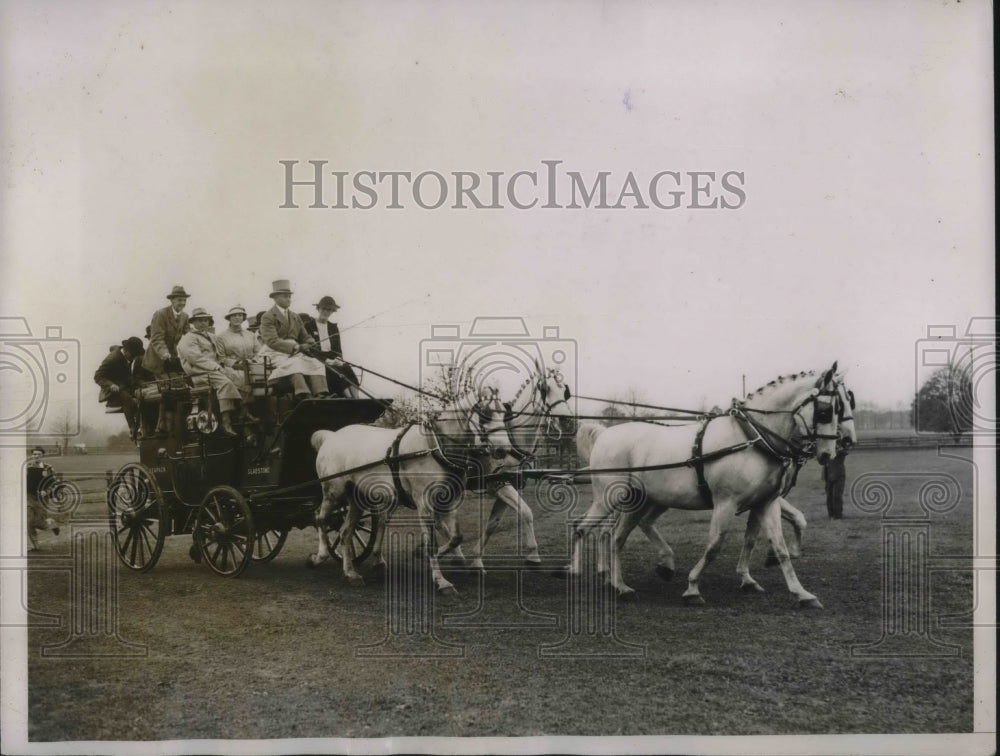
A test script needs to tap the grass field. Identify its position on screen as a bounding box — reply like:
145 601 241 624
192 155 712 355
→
24 446 978 740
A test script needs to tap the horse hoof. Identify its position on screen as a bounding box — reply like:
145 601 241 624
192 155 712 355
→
764 555 779 568
655 565 674 582
798 597 824 609
189 544 202 564
524 559 543 570
347 574 365 587
438 585 459 599
683 594 706 606
615 587 636 602
305 555 320 568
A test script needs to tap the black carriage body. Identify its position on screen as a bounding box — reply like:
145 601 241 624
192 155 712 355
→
139 398 387 530
248 398 387 531
111 395 388 575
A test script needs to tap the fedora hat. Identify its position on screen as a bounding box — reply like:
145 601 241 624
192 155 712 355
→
121 336 145 355
225 305 247 320
313 295 340 311
269 279 293 297
166 285 191 299
189 307 212 321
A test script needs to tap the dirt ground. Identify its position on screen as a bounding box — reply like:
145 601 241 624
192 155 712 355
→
23 447 977 742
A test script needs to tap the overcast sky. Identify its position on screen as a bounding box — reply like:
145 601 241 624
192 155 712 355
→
1 0 993 437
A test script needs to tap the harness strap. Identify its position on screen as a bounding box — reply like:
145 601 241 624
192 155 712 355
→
690 416 715 508
385 424 418 509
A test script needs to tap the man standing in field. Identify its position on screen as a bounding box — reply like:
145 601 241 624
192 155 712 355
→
26 446 59 551
823 441 849 519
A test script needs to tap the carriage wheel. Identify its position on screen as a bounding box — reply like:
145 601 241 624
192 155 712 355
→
252 528 288 563
195 486 254 577
107 463 169 573
325 510 380 565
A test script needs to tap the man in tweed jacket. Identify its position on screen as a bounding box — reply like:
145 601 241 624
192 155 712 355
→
141 285 190 436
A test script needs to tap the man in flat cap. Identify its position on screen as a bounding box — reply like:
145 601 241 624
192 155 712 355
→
258 280 329 401
94 336 147 441
177 308 245 437
142 285 191 436
304 295 360 398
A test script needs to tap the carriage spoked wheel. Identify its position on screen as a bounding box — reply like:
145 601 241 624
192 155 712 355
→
194 486 254 577
107 463 169 572
251 528 289 563
324 510 380 565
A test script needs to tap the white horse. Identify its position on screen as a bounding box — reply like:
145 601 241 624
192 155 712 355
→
570 363 855 607
467 366 578 570
309 384 510 595
576 421 809 575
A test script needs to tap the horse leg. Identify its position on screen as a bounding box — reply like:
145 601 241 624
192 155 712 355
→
438 516 466 564
470 496 507 571
339 499 365 585
569 480 616 576
420 497 457 595
759 497 822 608
682 499 737 605
764 498 806 565
369 513 388 574
638 507 676 581
781 498 806 557
606 504 649 599
736 508 766 593
308 487 336 567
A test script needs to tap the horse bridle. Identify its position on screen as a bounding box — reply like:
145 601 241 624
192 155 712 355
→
739 379 844 462
431 390 509 459
503 374 573 462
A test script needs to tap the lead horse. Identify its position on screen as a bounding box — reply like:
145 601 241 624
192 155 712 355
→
570 363 855 607
576 421 809 565
309 381 510 595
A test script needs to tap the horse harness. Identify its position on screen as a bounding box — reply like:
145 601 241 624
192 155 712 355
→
383 419 497 510
575 385 838 512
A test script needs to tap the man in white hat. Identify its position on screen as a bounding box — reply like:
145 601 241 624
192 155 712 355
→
258 280 329 401
177 308 244 436
142 285 190 436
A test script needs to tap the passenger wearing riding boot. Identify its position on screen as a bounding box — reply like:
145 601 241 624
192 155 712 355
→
142 285 191 437
94 336 146 441
258 280 329 401
303 295 360 398
177 308 244 437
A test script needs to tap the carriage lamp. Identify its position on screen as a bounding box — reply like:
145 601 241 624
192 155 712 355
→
196 410 218 435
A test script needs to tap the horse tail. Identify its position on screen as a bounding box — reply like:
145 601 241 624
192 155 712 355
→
311 429 337 453
576 421 607 461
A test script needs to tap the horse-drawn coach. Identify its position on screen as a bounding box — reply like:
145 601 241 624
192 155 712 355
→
106 360 388 577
